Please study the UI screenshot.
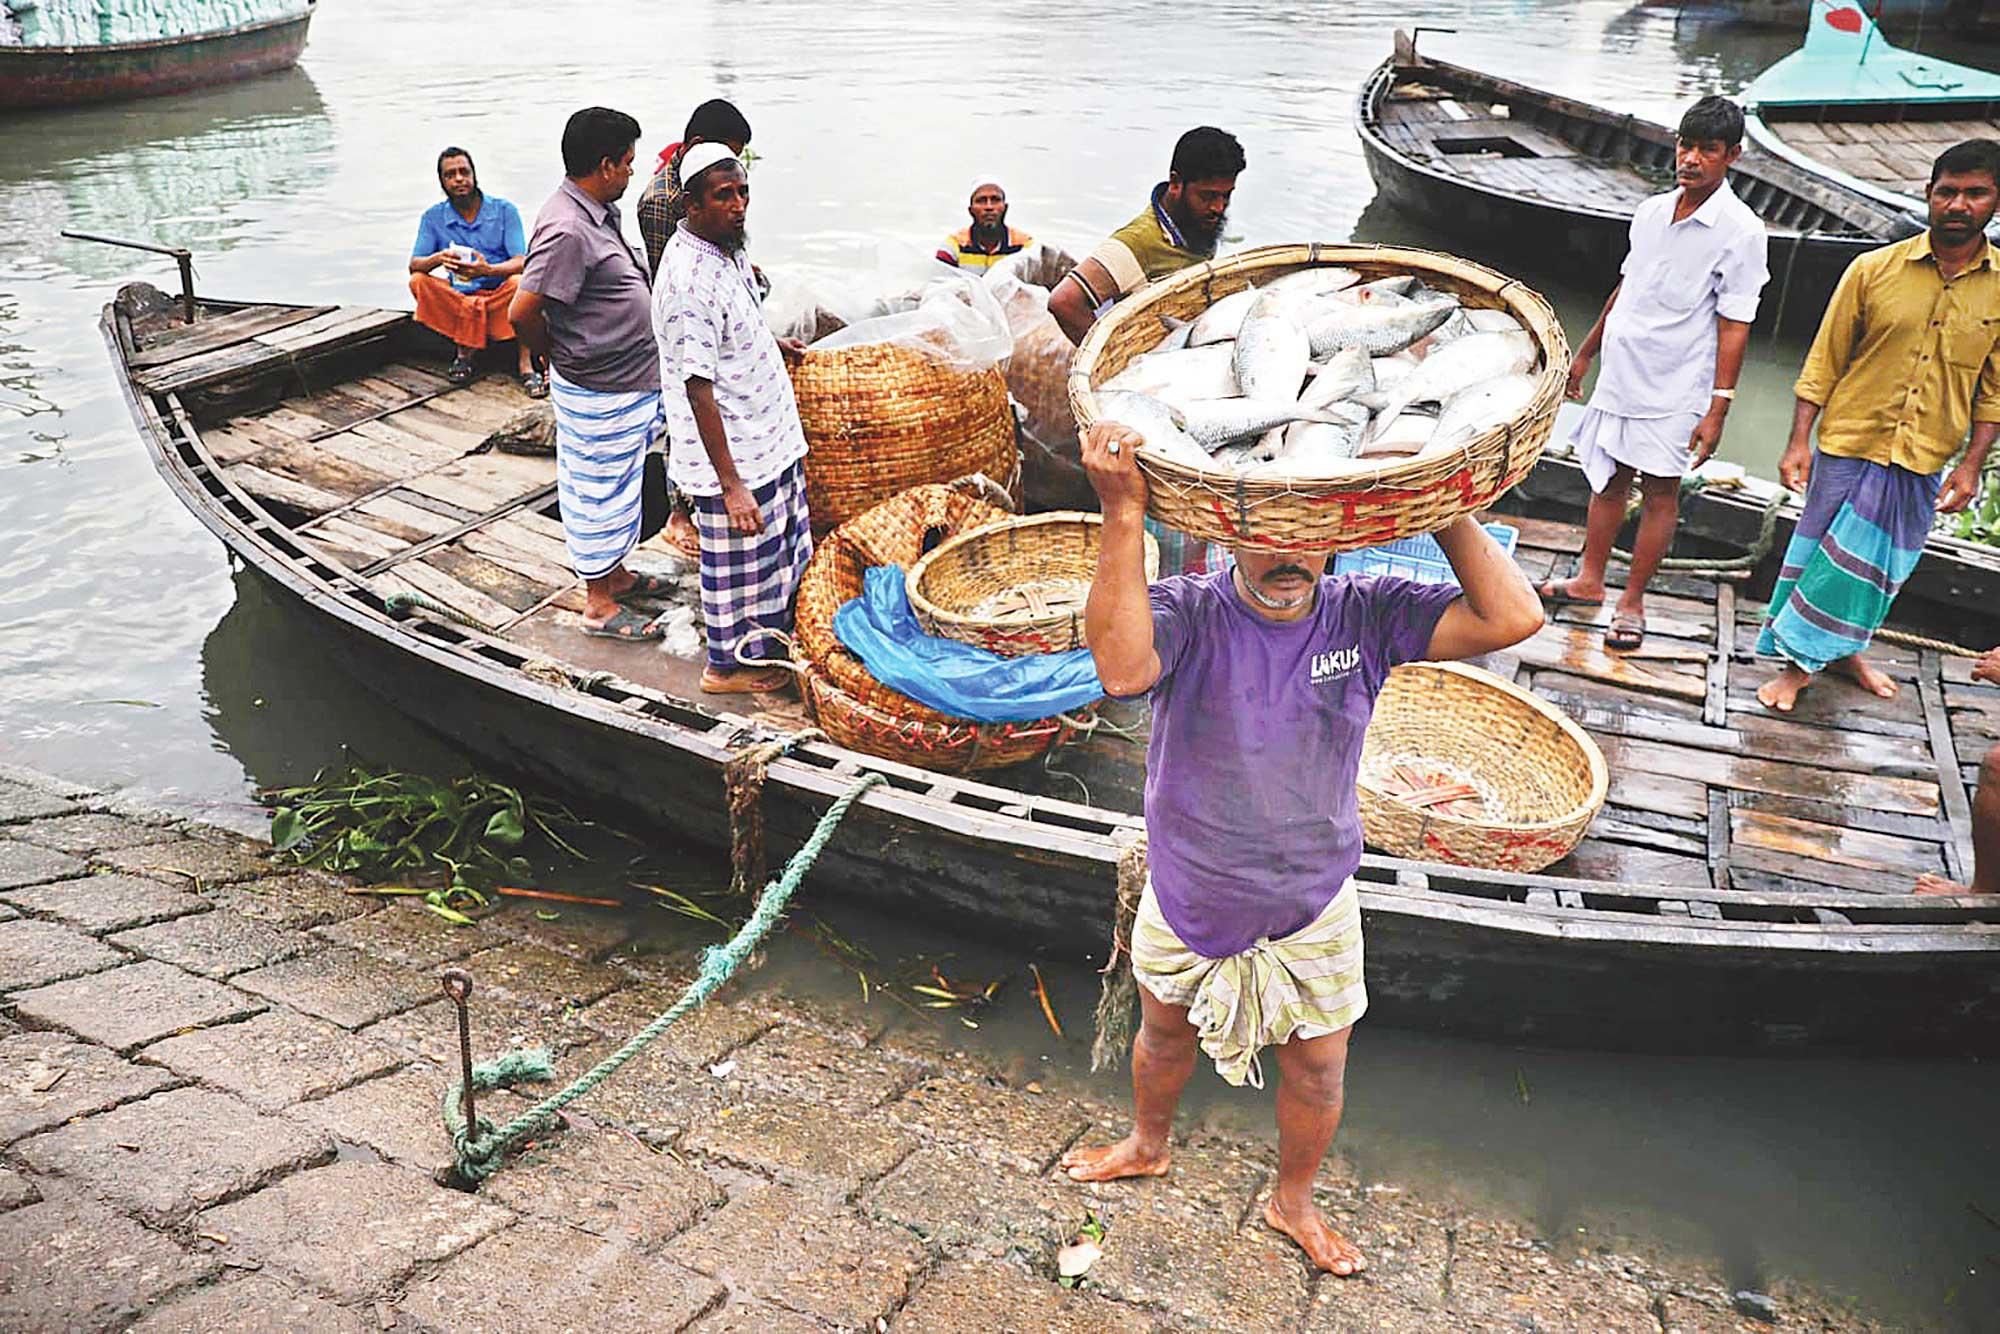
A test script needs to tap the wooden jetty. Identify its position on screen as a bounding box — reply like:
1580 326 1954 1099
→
1355 30 1918 325
107 286 2000 1055
0 2 314 110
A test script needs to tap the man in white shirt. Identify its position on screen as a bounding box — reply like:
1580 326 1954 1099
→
654 144 812 695
1539 96 1769 652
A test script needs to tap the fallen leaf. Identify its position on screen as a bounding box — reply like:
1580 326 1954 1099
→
708 1060 737 1079
198 1231 229 1245
1056 1237 1102 1279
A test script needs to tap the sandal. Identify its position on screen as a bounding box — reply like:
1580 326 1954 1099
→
522 370 548 399
1537 577 1604 609
700 666 795 695
446 354 476 386
1605 614 1645 652
581 607 663 641
615 571 677 603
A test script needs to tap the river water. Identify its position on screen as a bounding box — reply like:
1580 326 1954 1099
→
3 0 1999 1325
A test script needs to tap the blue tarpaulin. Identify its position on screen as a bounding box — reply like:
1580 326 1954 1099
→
833 565 1105 723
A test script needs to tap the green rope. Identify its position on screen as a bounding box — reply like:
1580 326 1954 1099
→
441 770 885 1185
1610 484 1786 574
383 590 499 634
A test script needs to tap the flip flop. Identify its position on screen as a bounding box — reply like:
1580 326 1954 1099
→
446 355 476 386
580 607 663 641
1605 614 1645 652
615 571 677 603
522 370 548 399
1536 578 1604 609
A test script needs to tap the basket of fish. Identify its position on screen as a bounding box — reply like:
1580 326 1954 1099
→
1358 661 1606 873
906 511 1161 657
1068 243 1569 554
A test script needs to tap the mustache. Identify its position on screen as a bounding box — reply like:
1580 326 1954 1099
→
1261 565 1312 581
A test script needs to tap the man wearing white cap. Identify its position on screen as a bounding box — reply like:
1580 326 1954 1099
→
936 175 1033 272
653 143 813 695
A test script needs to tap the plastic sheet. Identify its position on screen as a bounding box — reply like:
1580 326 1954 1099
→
760 269 847 345
986 267 1091 510
811 269 1012 374
833 565 1105 724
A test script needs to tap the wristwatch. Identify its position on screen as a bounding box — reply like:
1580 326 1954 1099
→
1712 388 1736 401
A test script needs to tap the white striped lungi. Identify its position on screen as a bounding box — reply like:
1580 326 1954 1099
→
551 371 664 579
1132 878 1367 1089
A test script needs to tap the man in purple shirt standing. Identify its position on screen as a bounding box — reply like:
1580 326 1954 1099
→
1060 421 1543 1279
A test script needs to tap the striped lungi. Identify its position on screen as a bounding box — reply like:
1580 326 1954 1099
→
690 459 814 671
1755 452 1940 674
550 372 664 579
1132 879 1367 1089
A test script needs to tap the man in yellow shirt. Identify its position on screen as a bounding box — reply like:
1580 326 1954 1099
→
1757 140 2000 712
936 176 1033 273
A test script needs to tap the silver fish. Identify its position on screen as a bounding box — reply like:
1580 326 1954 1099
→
1102 344 1239 401
1305 294 1458 359
1368 330 1537 433
1363 274 1421 297
1187 284 1261 346
1094 390 1207 465
1360 411 1441 457
1300 346 1375 410
1176 397 1353 453
1464 308 1526 334
1429 372 1540 452
1233 293 1311 401
1154 315 1195 352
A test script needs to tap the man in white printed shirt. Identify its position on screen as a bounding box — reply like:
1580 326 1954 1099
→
1539 96 1769 652
654 144 812 695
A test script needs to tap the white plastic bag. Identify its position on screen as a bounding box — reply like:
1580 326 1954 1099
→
810 269 1013 373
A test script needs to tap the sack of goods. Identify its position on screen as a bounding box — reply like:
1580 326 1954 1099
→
1071 243 1569 554
982 244 1091 511
4 0 307 46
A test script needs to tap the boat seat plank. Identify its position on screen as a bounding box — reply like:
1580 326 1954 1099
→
301 516 408 564
470 520 579 576
228 437 398 502
1552 601 1711 644
368 405 492 454
1528 668 1705 722
256 307 406 354
343 419 468 469
225 463 349 517
1595 733 1939 817
1731 808 1945 879
1603 765 1709 822
377 559 521 630
1589 813 1707 859
1515 626 1707 700
134 339 293 394
347 494 464 542
128 305 333 368
420 546 559 614
201 419 299 466
1728 845 1901 896
133 306 407 395
398 452 553 513
1558 839 1712 888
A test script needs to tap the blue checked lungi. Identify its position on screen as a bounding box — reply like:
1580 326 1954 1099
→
690 460 814 670
551 371 664 579
1756 452 1939 674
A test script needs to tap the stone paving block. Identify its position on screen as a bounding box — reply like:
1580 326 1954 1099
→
11 813 177 855
579 984 772 1068
109 910 310 979
360 994 604 1072
0 917 127 991
485 901 636 960
1070 1135 1277 1239
207 871 374 928
1442 1214 1664 1332
675 1184 927 1329
284 1068 456 1170
15 1085 335 1225
456 941 628 1009
395 1220 723 1333
97 835 273 886
688 1299 835 1333
11 960 264 1052
0 1031 179 1143
885 1075 1093 1175
0 839 86 890
864 1144 1077 1258
312 901 490 969
0 782 79 825
565 1043 733 1139
143 1009 405 1112
721 1024 920 1116
0 903 13 920
1299 1189 1450 1333
0 1167 38 1211
895 1259 1157 1333
231 945 433 1029
0 1194 219 1332
197 1160 515 1302
682 1096 913 1197
483 1123 723 1247
1083 1212 1310 1330
130 1273 372 1333
1 873 209 935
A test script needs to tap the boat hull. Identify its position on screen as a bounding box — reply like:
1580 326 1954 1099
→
0 9 313 109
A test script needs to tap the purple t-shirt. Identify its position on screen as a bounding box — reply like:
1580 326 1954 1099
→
1139 570 1460 958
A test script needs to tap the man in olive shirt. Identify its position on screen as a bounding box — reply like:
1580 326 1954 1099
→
1758 139 2000 711
511 106 672 642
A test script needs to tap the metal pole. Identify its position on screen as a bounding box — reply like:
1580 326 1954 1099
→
58 230 198 324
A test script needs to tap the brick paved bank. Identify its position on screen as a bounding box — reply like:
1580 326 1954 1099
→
0 765 1872 1331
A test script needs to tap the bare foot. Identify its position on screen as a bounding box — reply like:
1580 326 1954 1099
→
1058 1135 1171 1182
1914 872 1992 896
1263 1197 1367 1276
1757 664 1812 712
699 666 793 695
1833 653 1899 700
664 508 701 560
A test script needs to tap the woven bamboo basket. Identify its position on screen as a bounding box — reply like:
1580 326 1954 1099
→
791 484 1085 771
790 342 1022 534
905 512 1161 657
1068 243 1570 555
1358 662 1606 873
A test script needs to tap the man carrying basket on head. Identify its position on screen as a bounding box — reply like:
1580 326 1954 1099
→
1061 420 1543 1277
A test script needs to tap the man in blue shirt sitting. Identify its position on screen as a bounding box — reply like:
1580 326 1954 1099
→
408 146 539 393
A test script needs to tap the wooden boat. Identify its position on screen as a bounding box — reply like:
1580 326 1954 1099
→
105 286 2000 1055
1741 0 2000 217
0 2 314 110
1638 0 2000 38
1355 30 1919 326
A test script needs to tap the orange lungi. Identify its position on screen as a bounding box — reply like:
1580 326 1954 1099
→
409 273 520 349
